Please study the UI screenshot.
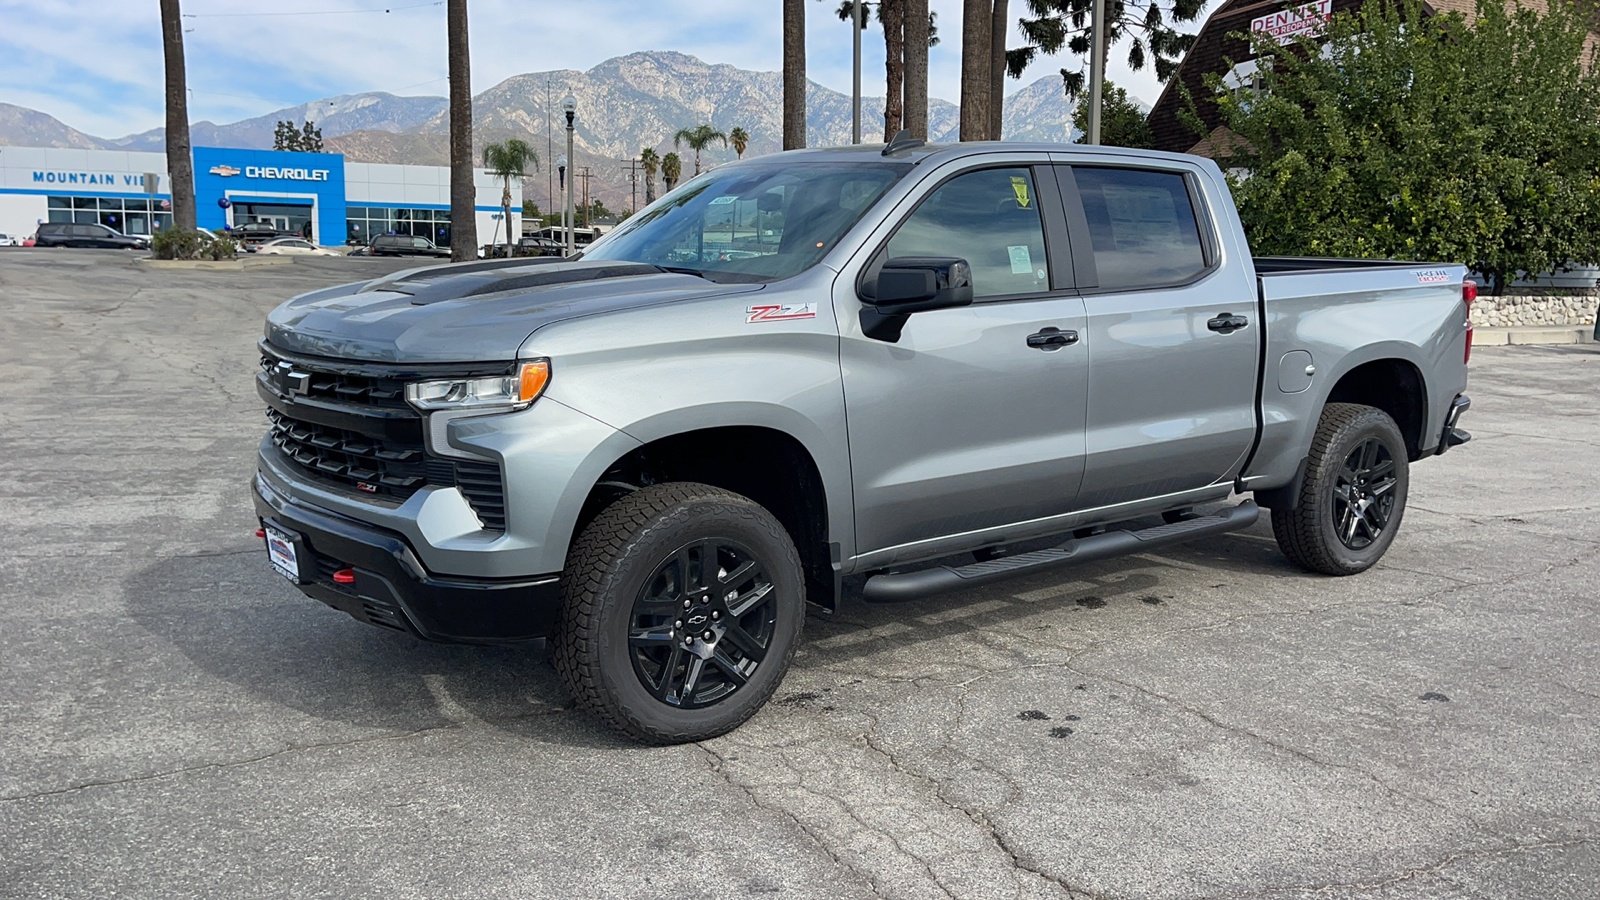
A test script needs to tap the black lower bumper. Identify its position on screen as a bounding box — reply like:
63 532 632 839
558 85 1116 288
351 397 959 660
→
253 481 561 643
1435 394 1472 456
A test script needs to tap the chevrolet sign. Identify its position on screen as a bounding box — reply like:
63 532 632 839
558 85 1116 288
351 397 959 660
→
246 166 331 182
209 165 241 177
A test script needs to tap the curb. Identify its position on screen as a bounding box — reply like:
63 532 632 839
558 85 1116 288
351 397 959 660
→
1473 326 1594 346
133 256 294 270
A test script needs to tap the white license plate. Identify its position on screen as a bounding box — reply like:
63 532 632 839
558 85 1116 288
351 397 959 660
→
264 525 301 582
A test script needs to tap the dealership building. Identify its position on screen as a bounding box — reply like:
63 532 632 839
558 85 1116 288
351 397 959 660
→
0 145 518 247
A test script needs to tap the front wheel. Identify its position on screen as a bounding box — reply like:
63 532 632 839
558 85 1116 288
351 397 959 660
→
553 482 806 744
1271 403 1410 576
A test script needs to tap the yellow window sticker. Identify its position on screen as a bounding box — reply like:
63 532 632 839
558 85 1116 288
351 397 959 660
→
1010 176 1032 209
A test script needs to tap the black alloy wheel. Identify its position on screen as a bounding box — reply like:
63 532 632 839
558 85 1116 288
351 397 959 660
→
1270 402 1410 576
1332 437 1397 551
628 537 778 709
554 482 805 744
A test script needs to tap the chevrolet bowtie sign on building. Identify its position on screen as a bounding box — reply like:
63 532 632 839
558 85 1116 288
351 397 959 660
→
209 162 331 182
208 165 241 177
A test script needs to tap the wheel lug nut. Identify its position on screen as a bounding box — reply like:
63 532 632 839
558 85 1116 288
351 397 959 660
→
675 620 683 628
683 599 691 609
703 630 714 641
711 611 720 620
685 636 695 645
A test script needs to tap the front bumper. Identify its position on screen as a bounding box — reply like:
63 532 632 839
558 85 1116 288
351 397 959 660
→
254 476 562 643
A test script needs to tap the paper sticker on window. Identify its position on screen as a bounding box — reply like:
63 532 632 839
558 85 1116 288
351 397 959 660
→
708 195 738 205
1010 176 1032 209
1008 245 1032 274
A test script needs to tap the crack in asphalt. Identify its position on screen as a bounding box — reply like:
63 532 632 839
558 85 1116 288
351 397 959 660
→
696 743 885 898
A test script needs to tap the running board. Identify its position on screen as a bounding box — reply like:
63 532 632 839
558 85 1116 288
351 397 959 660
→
861 502 1260 603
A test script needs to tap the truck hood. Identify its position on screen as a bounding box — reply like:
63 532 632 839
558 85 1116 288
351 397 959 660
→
264 258 765 364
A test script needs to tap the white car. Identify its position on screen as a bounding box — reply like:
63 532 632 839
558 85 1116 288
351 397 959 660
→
0 233 16 247
255 237 345 257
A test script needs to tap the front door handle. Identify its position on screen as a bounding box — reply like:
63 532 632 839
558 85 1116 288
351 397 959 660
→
1207 313 1249 334
1026 327 1079 351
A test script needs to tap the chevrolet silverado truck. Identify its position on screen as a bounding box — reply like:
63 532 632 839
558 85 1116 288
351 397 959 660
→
253 140 1473 744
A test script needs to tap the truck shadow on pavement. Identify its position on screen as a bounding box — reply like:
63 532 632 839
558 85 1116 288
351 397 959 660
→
121 521 1301 749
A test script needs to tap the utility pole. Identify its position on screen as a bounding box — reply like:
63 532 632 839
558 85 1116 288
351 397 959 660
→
620 157 641 215
575 167 593 229
545 78 554 222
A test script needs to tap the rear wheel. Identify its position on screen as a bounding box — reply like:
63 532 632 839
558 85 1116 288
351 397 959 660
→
1271 403 1409 576
553 482 805 744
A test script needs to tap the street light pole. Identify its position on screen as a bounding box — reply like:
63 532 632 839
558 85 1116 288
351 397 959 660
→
1087 0 1105 145
562 93 577 256
852 1 863 144
557 153 567 252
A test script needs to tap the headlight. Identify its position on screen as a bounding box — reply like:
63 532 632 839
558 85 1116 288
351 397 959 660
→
405 360 550 412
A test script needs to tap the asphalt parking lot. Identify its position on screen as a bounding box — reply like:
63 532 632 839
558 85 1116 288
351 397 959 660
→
0 248 1596 899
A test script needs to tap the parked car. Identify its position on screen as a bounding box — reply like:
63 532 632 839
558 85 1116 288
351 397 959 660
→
0 233 16 247
252 142 1473 744
21 235 35 247
231 222 298 251
33 222 149 250
367 234 451 258
255 237 345 257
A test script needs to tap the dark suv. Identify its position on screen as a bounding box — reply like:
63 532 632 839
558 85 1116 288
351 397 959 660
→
35 223 149 250
369 234 451 258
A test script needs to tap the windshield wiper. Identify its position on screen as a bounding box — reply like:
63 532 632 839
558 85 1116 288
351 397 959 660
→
654 264 711 279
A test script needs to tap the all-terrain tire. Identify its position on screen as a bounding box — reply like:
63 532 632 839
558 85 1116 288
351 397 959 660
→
1271 403 1410 576
553 482 806 744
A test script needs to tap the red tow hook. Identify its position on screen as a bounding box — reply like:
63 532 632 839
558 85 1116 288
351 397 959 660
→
254 528 266 538
333 568 356 584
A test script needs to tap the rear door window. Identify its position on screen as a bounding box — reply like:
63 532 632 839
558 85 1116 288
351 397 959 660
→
1066 167 1209 290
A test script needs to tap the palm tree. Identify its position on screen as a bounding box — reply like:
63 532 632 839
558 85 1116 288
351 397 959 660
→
662 153 683 193
159 0 196 233
674 125 728 175
903 0 930 139
960 0 992 140
729 127 751 159
640 147 660 204
446 0 477 261
481 139 539 255
989 0 1008 140
783 0 806 149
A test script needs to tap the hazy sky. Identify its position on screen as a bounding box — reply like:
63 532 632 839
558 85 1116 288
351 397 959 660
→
0 0 1178 139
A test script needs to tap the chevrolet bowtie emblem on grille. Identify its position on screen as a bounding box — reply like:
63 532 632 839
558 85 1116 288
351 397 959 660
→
209 165 241 177
273 362 310 397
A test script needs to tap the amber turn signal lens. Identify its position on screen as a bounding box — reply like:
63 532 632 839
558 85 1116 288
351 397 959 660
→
518 360 551 402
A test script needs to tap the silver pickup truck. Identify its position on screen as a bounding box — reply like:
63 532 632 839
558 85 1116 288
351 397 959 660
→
253 140 1473 743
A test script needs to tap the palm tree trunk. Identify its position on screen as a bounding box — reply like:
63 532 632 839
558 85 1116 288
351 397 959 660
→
502 178 512 254
882 0 904 141
159 0 196 232
903 0 929 139
988 0 1008 140
447 0 477 262
783 0 806 149
960 0 992 141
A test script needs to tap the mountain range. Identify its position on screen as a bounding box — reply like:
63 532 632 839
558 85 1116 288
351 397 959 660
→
0 50 1111 212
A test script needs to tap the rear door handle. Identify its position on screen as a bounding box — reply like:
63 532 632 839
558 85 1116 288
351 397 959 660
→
1207 313 1249 334
1027 327 1079 351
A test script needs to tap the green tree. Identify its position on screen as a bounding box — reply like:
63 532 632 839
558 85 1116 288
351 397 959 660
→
640 147 660 203
729 127 751 159
1070 79 1152 147
588 198 613 220
1210 0 1600 293
1007 0 1207 99
523 199 542 220
273 119 324 152
674 124 729 175
481 138 539 255
662 153 683 192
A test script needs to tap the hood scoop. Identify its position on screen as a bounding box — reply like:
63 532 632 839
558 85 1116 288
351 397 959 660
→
395 261 664 305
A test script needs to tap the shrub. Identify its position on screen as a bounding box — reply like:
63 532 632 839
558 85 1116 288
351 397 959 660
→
150 229 205 260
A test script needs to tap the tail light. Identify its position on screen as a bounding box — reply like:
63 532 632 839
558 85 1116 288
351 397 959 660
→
1462 280 1477 364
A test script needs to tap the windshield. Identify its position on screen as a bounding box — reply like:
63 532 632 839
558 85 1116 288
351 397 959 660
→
582 162 909 282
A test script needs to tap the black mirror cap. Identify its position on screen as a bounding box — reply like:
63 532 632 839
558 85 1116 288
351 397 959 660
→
859 256 974 342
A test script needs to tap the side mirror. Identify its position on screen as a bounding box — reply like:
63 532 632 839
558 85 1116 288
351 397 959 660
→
860 256 974 342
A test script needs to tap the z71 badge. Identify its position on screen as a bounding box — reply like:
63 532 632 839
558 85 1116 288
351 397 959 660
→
746 303 818 323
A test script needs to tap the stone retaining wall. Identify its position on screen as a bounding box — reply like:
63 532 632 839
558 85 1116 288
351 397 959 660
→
1472 294 1598 328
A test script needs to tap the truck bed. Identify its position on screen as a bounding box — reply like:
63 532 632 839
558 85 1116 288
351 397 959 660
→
1253 256 1437 275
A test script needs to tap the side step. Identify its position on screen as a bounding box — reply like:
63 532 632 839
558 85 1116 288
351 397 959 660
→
861 502 1260 603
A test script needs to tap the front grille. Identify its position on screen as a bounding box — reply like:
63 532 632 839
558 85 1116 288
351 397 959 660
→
267 407 427 496
259 355 410 410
